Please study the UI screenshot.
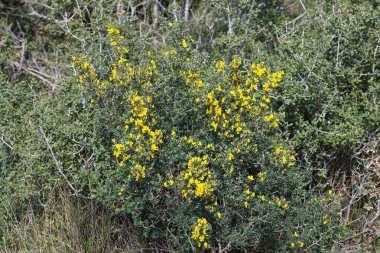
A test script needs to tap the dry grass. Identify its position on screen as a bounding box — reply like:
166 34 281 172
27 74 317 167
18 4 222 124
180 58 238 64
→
1 191 142 253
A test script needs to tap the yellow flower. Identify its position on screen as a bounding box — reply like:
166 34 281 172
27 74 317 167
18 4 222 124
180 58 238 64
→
248 175 254 181
182 39 188 49
192 218 210 248
252 63 266 77
211 121 218 131
107 25 120 35
151 143 158 152
258 171 266 183
281 155 287 164
230 58 242 69
263 83 271 92
262 95 270 103
216 60 225 72
264 114 274 122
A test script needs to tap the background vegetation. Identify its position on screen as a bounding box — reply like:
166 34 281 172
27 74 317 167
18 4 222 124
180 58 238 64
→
0 0 379 252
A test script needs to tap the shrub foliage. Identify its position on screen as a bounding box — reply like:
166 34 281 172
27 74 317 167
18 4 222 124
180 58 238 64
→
73 25 341 252
1 1 378 252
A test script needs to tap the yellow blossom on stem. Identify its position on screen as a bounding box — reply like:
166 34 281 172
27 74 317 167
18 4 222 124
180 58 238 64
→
192 218 211 249
182 39 188 49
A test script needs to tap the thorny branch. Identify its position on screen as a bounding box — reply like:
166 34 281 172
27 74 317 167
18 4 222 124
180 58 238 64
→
39 126 82 195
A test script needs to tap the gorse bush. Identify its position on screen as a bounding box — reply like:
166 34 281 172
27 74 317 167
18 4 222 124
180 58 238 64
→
73 24 342 252
2 1 378 251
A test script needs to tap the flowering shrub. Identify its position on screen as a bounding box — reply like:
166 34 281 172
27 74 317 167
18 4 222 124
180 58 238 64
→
73 25 342 252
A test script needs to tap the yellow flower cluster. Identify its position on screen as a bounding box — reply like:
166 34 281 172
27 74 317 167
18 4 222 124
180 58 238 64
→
130 162 147 181
181 136 203 149
269 70 285 87
179 156 216 200
243 184 289 209
118 185 125 196
252 63 284 91
165 49 177 56
182 39 188 49
72 56 97 85
243 188 256 208
290 231 305 249
128 93 162 155
215 60 225 73
274 196 289 209
210 91 249 135
108 25 128 53
251 62 267 78
205 60 285 137
179 70 204 87
275 146 296 168
257 171 267 183
290 241 304 248
113 92 162 181
323 214 328 225
73 25 159 98
163 177 174 188
192 218 211 249
264 113 280 127
73 25 165 182
230 58 242 69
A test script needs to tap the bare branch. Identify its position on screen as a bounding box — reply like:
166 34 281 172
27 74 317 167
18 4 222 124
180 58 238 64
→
1 130 13 150
39 126 82 194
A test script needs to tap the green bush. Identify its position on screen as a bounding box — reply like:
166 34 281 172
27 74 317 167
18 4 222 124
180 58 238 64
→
2 1 378 251
73 24 342 252
210 4 380 249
